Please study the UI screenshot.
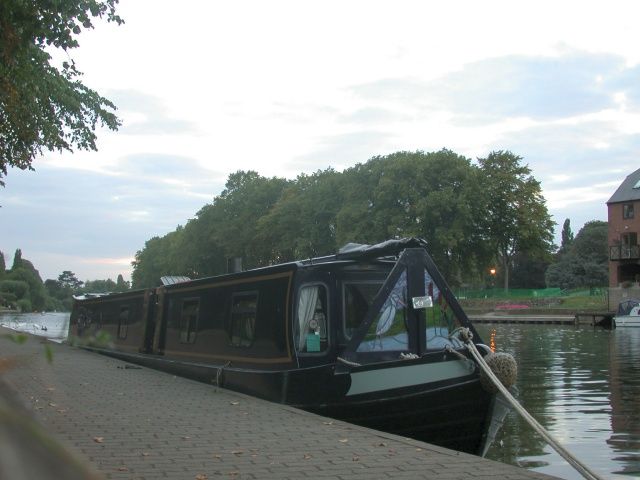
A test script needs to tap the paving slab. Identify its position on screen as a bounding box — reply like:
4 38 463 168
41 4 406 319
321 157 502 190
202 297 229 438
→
0 327 559 479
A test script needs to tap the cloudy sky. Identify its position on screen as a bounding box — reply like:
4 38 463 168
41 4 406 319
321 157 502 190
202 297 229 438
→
2 0 639 282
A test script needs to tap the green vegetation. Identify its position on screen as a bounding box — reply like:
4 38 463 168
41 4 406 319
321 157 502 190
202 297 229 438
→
0 249 129 312
545 220 608 290
0 0 122 186
131 149 556 291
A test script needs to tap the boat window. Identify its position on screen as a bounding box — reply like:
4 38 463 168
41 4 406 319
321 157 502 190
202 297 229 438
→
118 306 129 339
343 281 383 340
179 298 199 343
296 284 328 354
356 270 409 352
230 292 258 347
424 271 463 350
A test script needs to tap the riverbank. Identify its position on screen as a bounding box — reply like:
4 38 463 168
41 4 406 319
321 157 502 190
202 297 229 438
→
0 327 558 480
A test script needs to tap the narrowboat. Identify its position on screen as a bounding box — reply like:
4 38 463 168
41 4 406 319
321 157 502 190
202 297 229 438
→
70 238 503 455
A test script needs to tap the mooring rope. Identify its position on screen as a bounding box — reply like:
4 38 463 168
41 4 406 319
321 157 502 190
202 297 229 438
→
456 328 605 480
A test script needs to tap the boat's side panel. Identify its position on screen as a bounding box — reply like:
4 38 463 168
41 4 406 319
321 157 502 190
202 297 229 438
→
158 271 295 367
71 291 151 351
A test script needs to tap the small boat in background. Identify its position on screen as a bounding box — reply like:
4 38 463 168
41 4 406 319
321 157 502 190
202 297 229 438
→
614 299 640 327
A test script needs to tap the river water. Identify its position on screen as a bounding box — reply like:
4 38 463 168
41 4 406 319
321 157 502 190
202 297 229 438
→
1 313 638 479
0 311 70 342
477 324 640 480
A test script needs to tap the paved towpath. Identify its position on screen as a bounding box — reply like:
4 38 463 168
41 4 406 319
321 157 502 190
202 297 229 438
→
0 327 559 480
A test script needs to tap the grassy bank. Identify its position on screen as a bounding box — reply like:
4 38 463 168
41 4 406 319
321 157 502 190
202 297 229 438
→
459 293 609 315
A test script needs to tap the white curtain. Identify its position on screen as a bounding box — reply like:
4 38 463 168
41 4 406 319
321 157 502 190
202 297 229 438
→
297 286 319 351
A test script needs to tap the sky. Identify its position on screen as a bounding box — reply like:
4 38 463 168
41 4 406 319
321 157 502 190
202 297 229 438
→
2 0 639 283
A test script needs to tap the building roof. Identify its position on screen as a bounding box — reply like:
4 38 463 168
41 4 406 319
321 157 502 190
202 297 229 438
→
607 168 640 204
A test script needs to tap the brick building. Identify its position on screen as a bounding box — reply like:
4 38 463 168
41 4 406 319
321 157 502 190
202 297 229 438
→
607 167 640 287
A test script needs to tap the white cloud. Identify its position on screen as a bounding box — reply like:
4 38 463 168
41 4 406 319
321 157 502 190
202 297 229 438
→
4 0 640 281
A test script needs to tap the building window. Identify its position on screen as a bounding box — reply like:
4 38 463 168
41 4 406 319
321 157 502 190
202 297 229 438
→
118 306 129 339
229 292 258 347
179 299 199 343
623 203 634 219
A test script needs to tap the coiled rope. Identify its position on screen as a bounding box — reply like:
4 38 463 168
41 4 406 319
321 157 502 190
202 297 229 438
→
456 328 604 480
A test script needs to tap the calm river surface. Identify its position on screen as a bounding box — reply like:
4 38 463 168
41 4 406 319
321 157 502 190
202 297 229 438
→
477 323 640 480
2 314 638 479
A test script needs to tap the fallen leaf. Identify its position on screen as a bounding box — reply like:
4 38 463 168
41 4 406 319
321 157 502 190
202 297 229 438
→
93 437 104 443
352 455 360 462
141 452 151 457
339 439 348 443
303 454 312 460
182 436 191 440
228 472 239 477
195 474 208 480
213 454 222 459
377 442 387 447
230 401 240 405
117 467 129 472
48 402 57 407
231 450 244 455
415 448 423 452
46 387 56 392
57 409 67 414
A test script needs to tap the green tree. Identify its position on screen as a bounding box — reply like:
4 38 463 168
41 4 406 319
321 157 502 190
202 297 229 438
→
0 0 123 185
131 232 186 288
559 218 574 254
336 150 488 284
0 251 5 279
12 248 23 269
6 255 48 311
208 171 290 268
545 221 608 289
257 168 343 261
478 151 555 291
83 278 117 292
58 270 83 290
115 274 129 292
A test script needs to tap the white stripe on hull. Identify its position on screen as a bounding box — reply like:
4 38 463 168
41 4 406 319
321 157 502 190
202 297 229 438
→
347 359 476 396
615 316 640 327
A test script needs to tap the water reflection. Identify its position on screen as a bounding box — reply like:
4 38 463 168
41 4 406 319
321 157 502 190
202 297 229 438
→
477 324 640 479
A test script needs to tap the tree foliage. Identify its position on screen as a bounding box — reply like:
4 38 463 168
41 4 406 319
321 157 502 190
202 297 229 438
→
0 0 123 185
0 248 128 311
560 218 574 254
545 221 608 290
4 249 48 311
130 149 556 290
477 151 555 291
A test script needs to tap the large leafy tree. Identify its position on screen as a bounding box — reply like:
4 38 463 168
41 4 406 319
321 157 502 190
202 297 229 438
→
0 0 122 185
336 150 488 283
257 168 343 262
545 221 608 289
478 151 555 291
